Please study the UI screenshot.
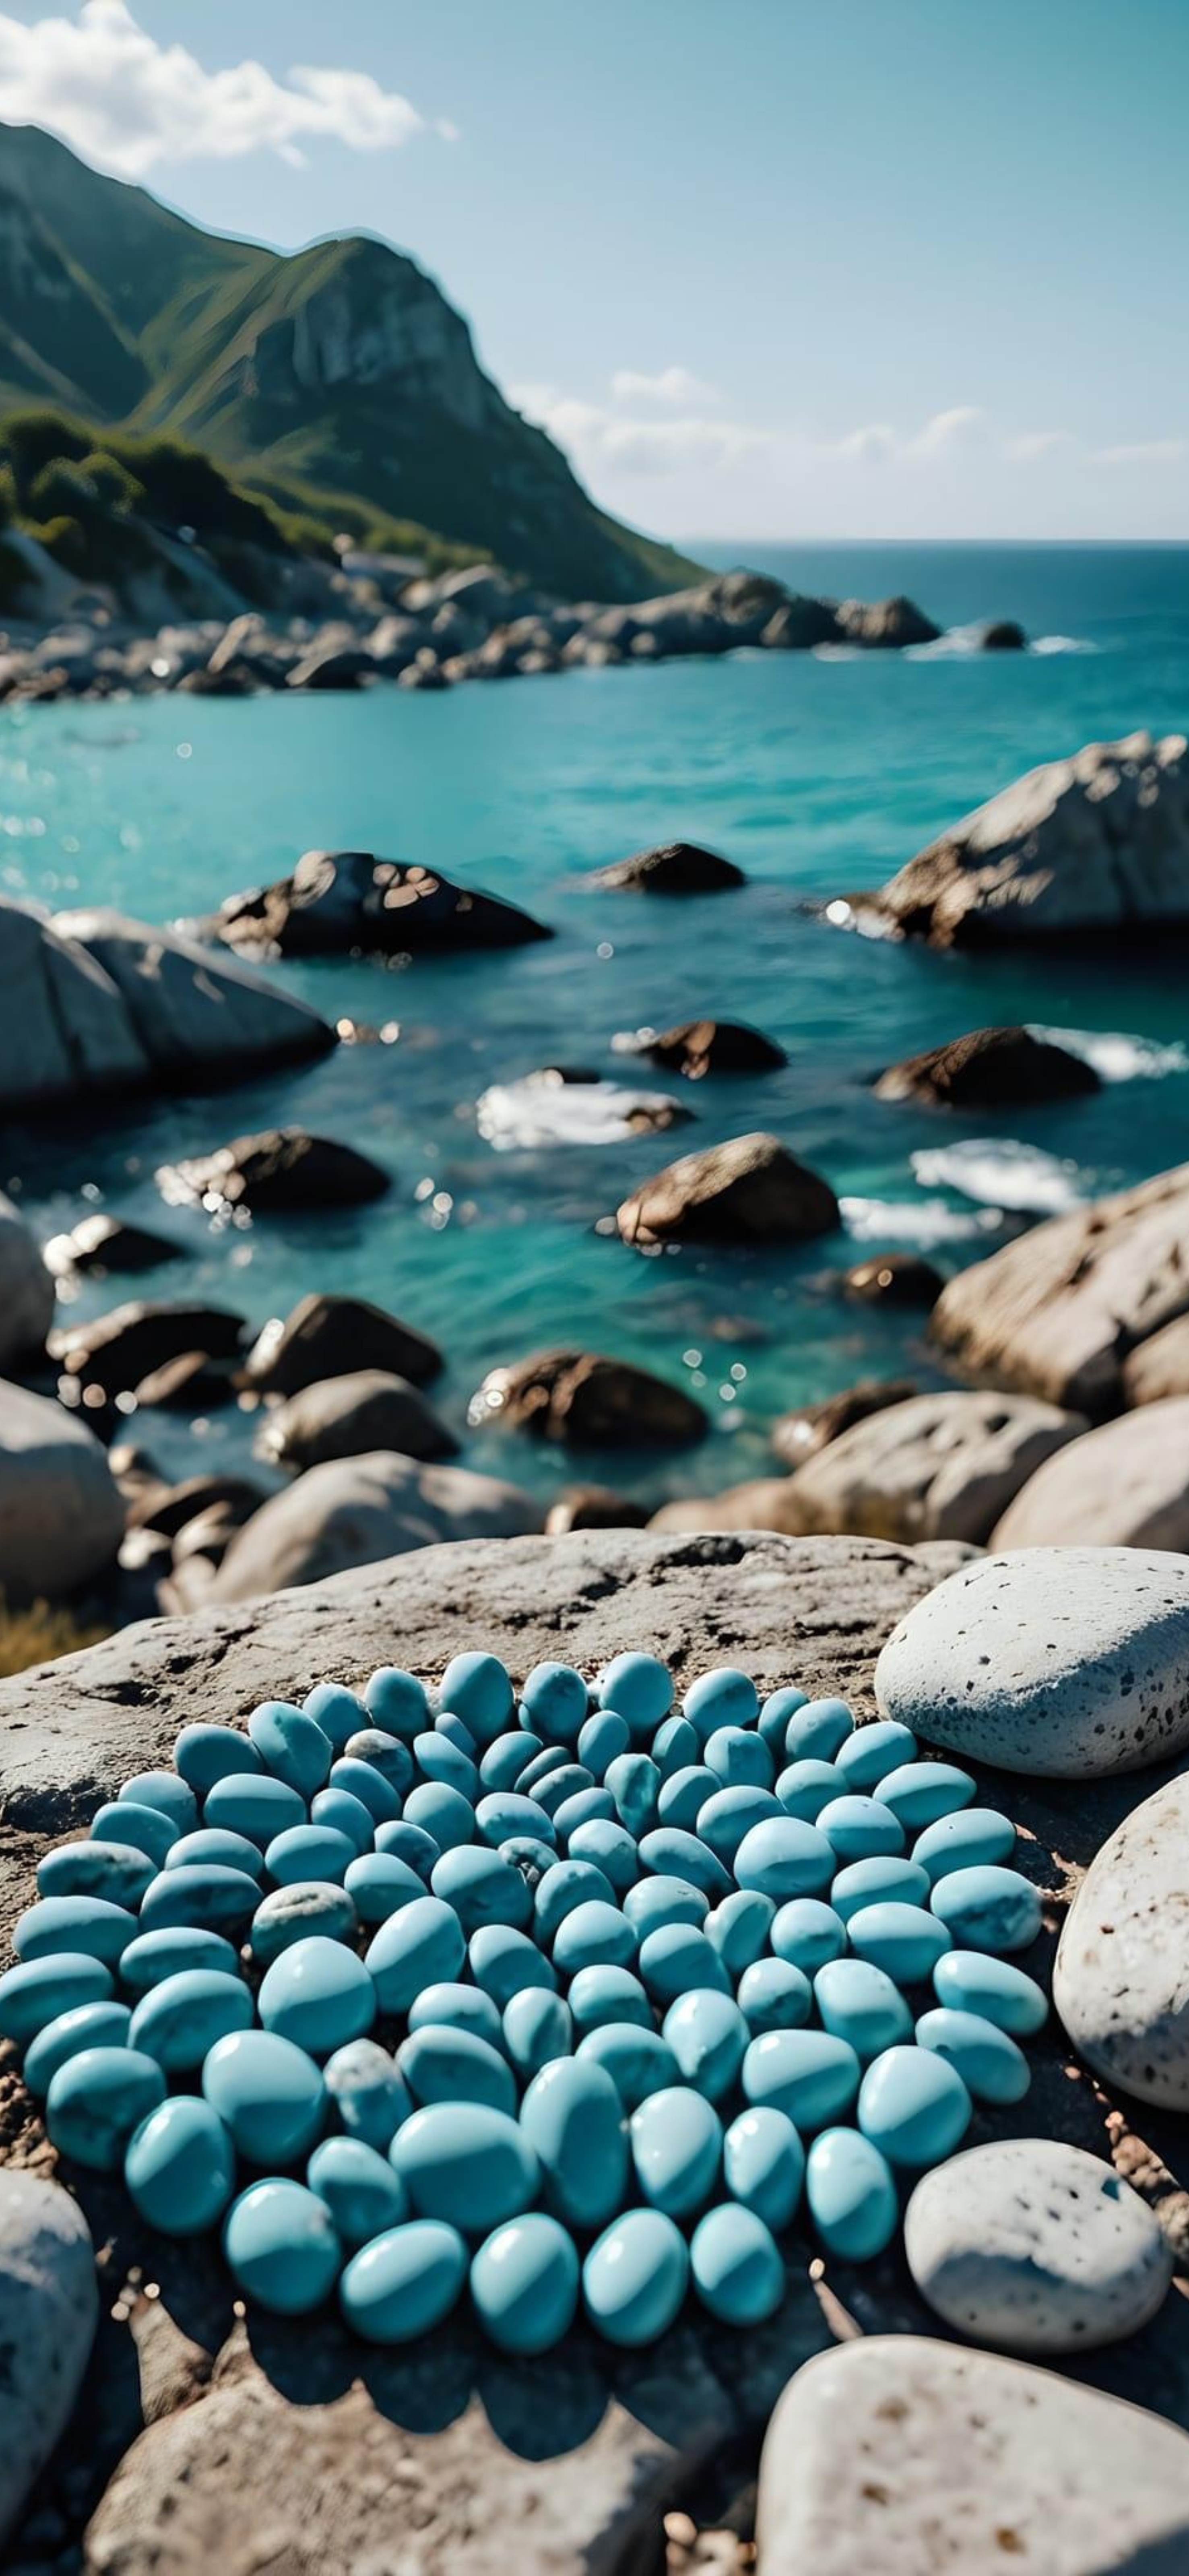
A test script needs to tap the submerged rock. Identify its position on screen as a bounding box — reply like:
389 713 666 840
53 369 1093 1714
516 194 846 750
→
617 1132 839 1247
207 849 551 956
0 1190 54 1366
841 1253 944 1309
589 841 746 894
1055 1770 1189 2109
156 1128 390 1214
51 1300 247 1400
240 1294 442 1396
771 1377 919 1468
873 1024 1100 1108
981 619 1028 650
0 1379 125 1598
470 1348 706 1447
208 1453 543 1601
991 1397 1189 1548
256 1370 458 1470
43 1212 181 1279
767 1389 1085 1546
624 1018 787 1077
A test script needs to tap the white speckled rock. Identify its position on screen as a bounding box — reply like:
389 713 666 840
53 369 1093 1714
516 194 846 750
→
758 2334 1189 2576
904 2139 1172 2353
0 2171 98 2543
1055 1772 1189 2108
875 1546 1189 1775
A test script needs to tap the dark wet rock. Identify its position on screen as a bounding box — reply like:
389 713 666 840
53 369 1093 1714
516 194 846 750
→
0 1190 54 1366
126 1472 270 1540
759 598 840 649
50 1300 248 1400
589 840 745 895
470 1348 706 1447
981 619 1028 650
842 1253 945 1309
208 1453 543 1601
256 1370 458 1470
873 1025 1100 1108
169 1501 248 1571
0 1379 125 1599
397 659 448 690
206 848 551 956
240 1293 442 1396
544 1485 652 1534
42 1214 182 1280
771 1376 920 1468
628 1018 787 1078
155 1128 390 1214
285 644 375 691
617 1132 839 1248
133 1351 241 1410
834 594 941 647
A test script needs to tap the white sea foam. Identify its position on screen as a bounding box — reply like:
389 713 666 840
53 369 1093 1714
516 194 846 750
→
476 1075 685 1151
911 1138 1084 1215
841 1193 1000 1247
1032 1024 1189 1082
1030 633 1099 654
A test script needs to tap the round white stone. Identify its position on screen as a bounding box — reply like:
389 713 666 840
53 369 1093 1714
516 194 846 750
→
1054 1771 1189 2108
904 2138 1173 2353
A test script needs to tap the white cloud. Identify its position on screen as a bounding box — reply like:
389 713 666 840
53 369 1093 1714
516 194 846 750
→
513 379 768 478
905 405 987 459
610 365 721 409
0 0 455 175
1091 438 1187 467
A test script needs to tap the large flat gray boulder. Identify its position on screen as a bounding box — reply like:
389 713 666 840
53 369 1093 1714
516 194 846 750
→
0 1379 124 1599
206 1451 544 1601
772 1389 1087 1545
993 1399 1189 1549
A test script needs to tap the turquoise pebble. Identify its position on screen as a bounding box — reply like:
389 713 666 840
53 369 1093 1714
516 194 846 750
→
223 2178 340 2313
471 2212 580 2354
430 1844 533 1935
638 1827 731 1901
736 1957 813 2035
119 1926 239 1992
329 1758 402 1825
912 1807 1016 1885
139 1864 259 1936
835 1720 917 1788
630 2085 722 2218
651 1714 700 1779
577 2024 677 2108
374 1820 440 1880
165 1829 263 1880
307 2135 408 2246
929 1865 1042 1955
502 1987 573 2079
878 1761 976 1831
324 2038 411 2151
521 2056 628 2228
475 1792 552 1852
363 1668 430 1740
830 1856 931 1924
683 1668 760 1740
173 1724 260 1794
555 1788 615 1840
340 2218 467 2341
814 1959 912 2062
203 2029 325 2163
846 1901 952 1984
775 1760 844 1823
568 1818 639 1893
698 1786 783 1868
265 1824 356 1888
403 1781 473 1849
37 1842 153 1909
534 1858 618 1945
516 1745 570 1794
521 1661 588 1744
366 1897 465 2012
24 2000 131 2094
304 1682 369 1749
583 2207 688 2345
933 1950 1048 2034
409 1982 504 2047
915 2006 1031 2104
603 1753 659 1837
204 1775 306 1846
690 2203 784 2324
568 1964 651 2036
704 1726 772 1790
553 1900 637 1976
597 1652 672 1738
120 1771 198 1831
129 1968 252 2070
399 2024 516 2116
658 1765 718 1831
663 1990 749 2100
346 1728 415 1789
723 2107 805 2230
469 1924 555 2008
578 1710 630 1778
439 1651 514 1748
756 1686 808 1753
436 1715 477 1757
252 1882 358 1960
413 1732 479 1800
391 2101 539 2232
91 1801 177 1866
310 1788 375 1854
258 1936 375 2056
805 2126 898 2260
46 2044 165 2170
624 1874 708 1939
780 1697 854 1762
639 1922 730 2006
857 2044 972 2169
770 1899 847 1974
733 1818 834 1901
481 1730 543 1790
705 1890 774 1976
346 1853 427 1926
14 1895 132 1967
817 1796 904 1862
742 2029 861 2131
125 2095 236 2235
248 1701 332 1798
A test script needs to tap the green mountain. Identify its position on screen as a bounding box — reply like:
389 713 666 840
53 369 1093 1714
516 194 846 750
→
0 122 700 601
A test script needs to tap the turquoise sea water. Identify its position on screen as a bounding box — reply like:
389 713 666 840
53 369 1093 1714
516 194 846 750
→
1 541 1186 1509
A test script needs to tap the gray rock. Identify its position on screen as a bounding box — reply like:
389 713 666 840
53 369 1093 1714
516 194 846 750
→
778 1389 1086 1545
771 1375 919 1469
51 1300 247 1400
256 1370 458 1470
0 1191 54 1366
0 2172 97 2546
42 1214 181 1280
1055 1771 1189 2110
617 1131 839 1247
834 594 941 647
0 1379 124 1599
240 1293 442 1395
1124 1314 1189 1406
904 2140 1173 2352
876 1544 1189 1775
207 1451 544 1601
650 1477 806 1534
50 906 333 1094
470 1348 705 1447
757 2335 1189 2575
993 1399 1189 1548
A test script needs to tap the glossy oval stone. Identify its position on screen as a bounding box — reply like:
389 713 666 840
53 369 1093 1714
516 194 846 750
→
14 1895 132 1967
576 2023 678 2109
204 1774 306 1846
407 1982 502 2046
733 1818 834 1901
805 2126 899 2261
553 1899 637 1976
343 1853 425 1927
265 1824 356 1889
657 1765 719 1831
555 1787 615 1841
663 1990 749 2100
698 1786 783 1868
521 2057 628 2229
139 1864 259 1937
742 2029 861 2132
430 1844 532 1936
125 2094 236 2235
835 1719 917 1788
774 1760 844 1824
582 2207 688 2349
684 1668 760 1741
846 1901 952 1984
91 1800 178 1866
817 1796 904 1863
624 1874 709 1940
512 1831 587 1884
630 2085 722 2218
604 1752 660 1838
202 2028 325 2163
344 1729 414 1793
391 2102 539 2233
691 2203 784 2324
568 1964 651 2035
374 1819 440 1881
933 1950 1048 2035
0 1952 113 2046
119 1926 239 1993
502 1987 573 2079
830 1857 932 1926
534 1859 618 1946
521 1660 588 1745
578 1710 630 1779
413 1731 479 1801
471 2212 580 2354
723 2107 805 2231
363 1667 431 1740
904 2138 1175 2353
129 1968 252 2071
475 1792 555 1853
440 1650 514 1748
248 1700 332 1798
258 1936 376 2057
120 1770 198 1831
469 1924 555 2008
310 1787 376 1854
930 1866 1042 1955
912 1808 1017 1885
402 1780 474 1852
173 1723 261 1795
46 2044 166 2170
597 1651 672 1738
769 1899 847 1975
756 1685 809 1752
324 2038 411 2151
329 1757 403 1825
568 1818 640 1892
23 2000 132 2094
306 2134 407 2247
366 1897 465 2013
814 1959 913 2062
340 2218 467 2342
223 2178 340 2313
251 1881 357 1962
878 1761 976 1831
482 1729 543 1790
399 2023 516 2117
516 1744 571 1795
639 1923 730 2007
779 1695 854 1762
651 1714 700 1779
37 1841 153 1909
705 1889 774 1976
857 2044 972 2170
305 1681 370 1749
704 1725 772 1790
737 1957 813 2036
638 1827 731 1902
165 1829 264 1880
915 2007 1031 2104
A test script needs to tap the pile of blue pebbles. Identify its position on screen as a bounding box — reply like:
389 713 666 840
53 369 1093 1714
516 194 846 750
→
0 1652 1049 2353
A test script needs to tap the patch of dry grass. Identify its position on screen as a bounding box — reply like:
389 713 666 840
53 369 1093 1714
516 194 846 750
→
0 1597 111 1676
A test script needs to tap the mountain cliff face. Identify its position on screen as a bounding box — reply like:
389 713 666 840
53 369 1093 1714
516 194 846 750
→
0 123 698 601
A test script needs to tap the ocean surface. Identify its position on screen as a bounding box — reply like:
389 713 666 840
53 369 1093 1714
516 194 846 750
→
1 540 1187 1512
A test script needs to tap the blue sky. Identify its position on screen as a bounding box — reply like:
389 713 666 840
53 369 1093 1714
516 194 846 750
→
0 0 1185 538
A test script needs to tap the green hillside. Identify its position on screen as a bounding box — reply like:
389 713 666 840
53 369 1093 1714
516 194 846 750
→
0 122 701 601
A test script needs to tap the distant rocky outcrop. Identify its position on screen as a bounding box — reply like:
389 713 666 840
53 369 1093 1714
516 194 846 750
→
469 1349 706 1447
206 849 551 957
42 1213 180 1280
834 595 941 648
841 1253 945 1309
617 1132 840 1247
873 1025 1100 1107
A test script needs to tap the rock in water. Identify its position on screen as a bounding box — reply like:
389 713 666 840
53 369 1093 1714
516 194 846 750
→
757 2335 1189 2575
0 1380 125 1598
991 1398 1189 1548
771 1377 919 1468
43 1213 181 1280
0 1190 54 1365
904 2140 1173 2351
1055 1770 1189 2108
625 1018 787 1077
589 842 745 894
0 2171 98 2545
833 595 940 647
256 1371 458 1469
208 850 551 955
876 1545 1189 1775
841 1254 944 1309
51 1300 247 1399
207 1453 543 1600
240 1294 442 1395
617 1133 839 1247
774 1390 1086 1546
873 1025 1100 1107
156 1129 389 1213
52 905 334 1082
469 1349 706 1447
